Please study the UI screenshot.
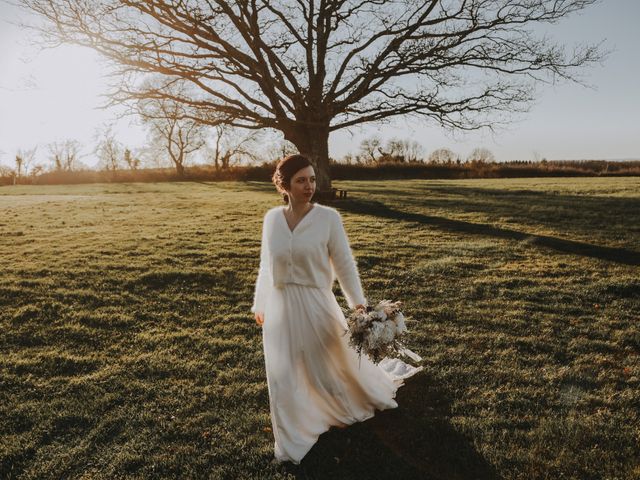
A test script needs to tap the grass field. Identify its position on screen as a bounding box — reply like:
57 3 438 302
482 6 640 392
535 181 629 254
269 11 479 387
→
1 177 638 479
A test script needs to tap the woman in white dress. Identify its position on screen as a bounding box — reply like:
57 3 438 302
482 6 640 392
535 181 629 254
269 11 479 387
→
251 154 423 465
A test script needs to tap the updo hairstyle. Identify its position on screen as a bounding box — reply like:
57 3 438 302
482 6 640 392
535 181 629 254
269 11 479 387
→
272 154 313 204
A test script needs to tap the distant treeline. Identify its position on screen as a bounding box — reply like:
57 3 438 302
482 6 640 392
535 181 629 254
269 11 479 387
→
1 159 639 186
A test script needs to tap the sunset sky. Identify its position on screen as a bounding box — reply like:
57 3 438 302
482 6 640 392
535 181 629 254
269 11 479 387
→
1 0 639 169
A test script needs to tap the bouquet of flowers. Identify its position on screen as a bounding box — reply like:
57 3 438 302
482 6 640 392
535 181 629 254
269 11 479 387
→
342 299 422 366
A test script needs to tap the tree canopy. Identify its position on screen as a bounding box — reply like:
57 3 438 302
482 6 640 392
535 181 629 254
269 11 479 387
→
20 0 604 190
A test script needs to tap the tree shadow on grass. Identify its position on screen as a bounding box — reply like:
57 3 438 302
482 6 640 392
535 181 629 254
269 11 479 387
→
194 180 276 193
336 198 640 266
369 184 640 227
279 373 498 480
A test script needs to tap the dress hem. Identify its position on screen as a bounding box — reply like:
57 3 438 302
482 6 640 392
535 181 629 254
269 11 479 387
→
272 371 408 465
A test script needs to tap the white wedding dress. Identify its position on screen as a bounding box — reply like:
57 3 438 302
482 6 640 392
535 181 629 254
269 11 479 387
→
253 204 424 465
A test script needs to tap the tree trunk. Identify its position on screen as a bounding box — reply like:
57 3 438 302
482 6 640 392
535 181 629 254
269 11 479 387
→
285 125 332 193
175 161 185 177
222 152 231 170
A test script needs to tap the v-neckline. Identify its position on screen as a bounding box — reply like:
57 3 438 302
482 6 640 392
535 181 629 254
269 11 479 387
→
281 204 317 234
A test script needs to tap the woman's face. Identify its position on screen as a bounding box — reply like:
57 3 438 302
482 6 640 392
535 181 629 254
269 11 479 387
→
287 165 316 203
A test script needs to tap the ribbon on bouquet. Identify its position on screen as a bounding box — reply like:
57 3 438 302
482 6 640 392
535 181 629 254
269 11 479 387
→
396 343 422 363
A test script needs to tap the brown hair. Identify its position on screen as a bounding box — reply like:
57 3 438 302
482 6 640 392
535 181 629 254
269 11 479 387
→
272 154 313 204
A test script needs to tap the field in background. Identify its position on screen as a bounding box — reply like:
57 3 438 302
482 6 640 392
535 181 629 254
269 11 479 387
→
1 177 638 479
2 159 640 187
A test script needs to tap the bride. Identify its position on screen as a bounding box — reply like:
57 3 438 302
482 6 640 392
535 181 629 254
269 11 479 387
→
251 154 423 465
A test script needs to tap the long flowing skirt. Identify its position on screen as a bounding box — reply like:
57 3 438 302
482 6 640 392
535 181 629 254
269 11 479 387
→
262 283 424 464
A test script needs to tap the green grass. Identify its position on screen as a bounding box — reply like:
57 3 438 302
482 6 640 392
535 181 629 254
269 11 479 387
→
1 177 639 479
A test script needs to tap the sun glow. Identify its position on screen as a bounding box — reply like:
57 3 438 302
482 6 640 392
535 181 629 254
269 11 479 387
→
0 28 144 167
3 42 104 144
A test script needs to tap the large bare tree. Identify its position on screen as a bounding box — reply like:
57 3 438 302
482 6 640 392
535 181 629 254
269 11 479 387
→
20 0 603 191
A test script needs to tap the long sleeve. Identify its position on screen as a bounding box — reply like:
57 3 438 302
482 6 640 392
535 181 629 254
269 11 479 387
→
328 210 367 310
251 212 272 314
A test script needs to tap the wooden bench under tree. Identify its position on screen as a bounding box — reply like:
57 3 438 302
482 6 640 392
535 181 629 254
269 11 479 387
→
314 188 348 202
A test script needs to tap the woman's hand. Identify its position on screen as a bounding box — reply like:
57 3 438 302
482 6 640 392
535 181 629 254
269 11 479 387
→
255 312 264 326
354 304 366 311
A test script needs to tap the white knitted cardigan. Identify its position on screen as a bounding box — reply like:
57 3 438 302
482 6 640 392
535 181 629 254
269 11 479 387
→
251 203 367 313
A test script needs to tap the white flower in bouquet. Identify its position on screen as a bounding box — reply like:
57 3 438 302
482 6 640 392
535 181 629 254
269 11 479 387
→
364 321 383 352
380 320 397 344
366 333 380 352
355 313 370 331
394 312 407 335
369 319 384 337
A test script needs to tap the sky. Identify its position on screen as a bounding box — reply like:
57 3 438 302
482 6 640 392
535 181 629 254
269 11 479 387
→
1 0 639 170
